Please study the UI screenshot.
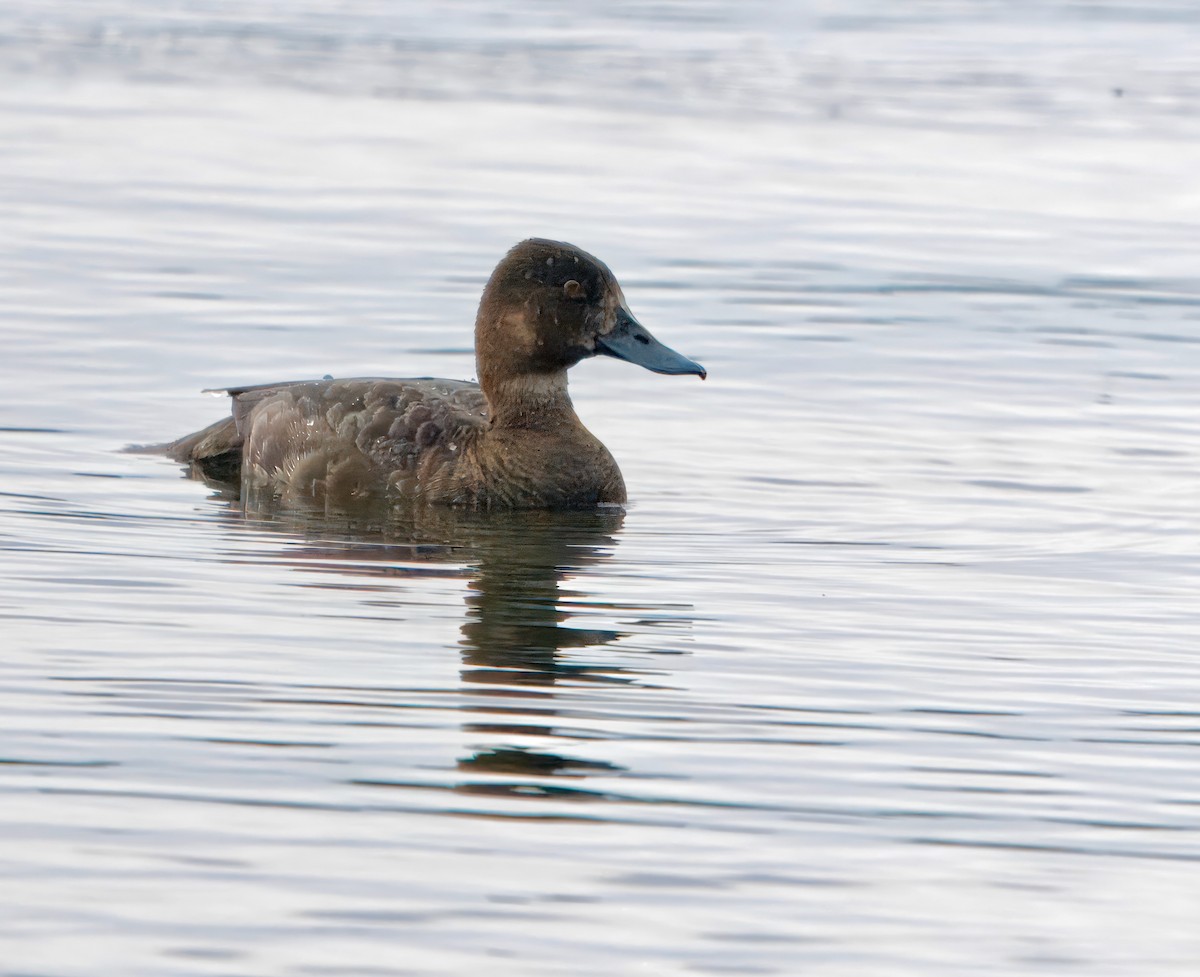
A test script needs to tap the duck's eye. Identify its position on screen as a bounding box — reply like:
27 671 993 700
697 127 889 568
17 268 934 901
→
563 280 585 300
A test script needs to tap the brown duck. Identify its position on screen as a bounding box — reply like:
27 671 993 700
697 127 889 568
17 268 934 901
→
165 239 705 509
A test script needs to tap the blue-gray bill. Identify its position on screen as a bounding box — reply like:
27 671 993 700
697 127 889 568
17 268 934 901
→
595 308 706 379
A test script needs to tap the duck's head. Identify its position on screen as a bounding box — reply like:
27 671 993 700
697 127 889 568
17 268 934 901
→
475 239 705 399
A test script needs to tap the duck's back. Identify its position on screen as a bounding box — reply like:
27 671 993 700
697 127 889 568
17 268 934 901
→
169 377 488 506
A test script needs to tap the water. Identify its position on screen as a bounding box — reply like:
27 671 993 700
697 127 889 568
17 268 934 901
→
3 3 1200 975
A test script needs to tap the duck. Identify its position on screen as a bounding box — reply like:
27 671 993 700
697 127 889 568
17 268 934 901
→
163 238 705 510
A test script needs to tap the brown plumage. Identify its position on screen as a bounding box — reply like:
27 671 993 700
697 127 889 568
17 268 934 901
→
163 238 705 510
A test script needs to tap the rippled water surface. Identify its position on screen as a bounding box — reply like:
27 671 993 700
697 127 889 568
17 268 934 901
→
3 3 1200 975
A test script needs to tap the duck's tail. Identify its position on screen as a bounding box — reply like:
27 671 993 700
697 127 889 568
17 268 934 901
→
161 416 240 462
126 416 243 485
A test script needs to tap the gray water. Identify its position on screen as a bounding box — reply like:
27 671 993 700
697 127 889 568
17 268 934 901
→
3 3 1200 975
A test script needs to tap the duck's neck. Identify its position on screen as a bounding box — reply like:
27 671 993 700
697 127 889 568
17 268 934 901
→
483 370 579 431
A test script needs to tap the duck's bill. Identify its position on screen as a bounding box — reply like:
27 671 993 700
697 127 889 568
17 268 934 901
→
595 308 706 379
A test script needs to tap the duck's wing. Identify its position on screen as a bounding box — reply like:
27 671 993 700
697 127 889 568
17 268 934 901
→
163 378 320 467
241 378 490 501
167 377 489 499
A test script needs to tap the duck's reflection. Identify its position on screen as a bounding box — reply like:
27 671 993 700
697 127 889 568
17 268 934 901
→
203 490 683 790
457 509 626 681
451 508 634 783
